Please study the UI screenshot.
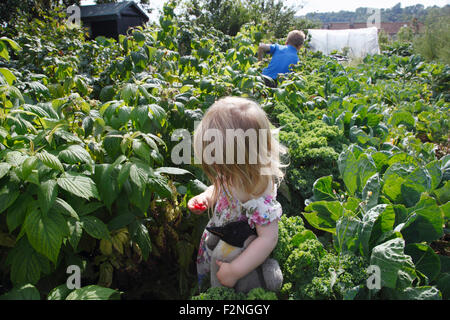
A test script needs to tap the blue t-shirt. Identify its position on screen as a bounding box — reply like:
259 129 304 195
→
262 44 299 80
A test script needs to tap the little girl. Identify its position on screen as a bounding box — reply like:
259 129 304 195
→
188 96 286 289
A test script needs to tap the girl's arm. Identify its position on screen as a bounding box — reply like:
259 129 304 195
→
216 220 279 287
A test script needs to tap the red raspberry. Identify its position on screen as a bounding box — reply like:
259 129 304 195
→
193 203 207 211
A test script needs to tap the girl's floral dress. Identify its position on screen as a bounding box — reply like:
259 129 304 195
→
196 185 282 286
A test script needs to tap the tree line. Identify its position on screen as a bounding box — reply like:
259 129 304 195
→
303 3 448 24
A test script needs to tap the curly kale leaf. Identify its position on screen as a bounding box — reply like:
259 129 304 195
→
294 252 369 300
272 215 306 266
273 215 368 300
191 287 278 300
246 288 278 300
190 287 246 300
284 239 326 285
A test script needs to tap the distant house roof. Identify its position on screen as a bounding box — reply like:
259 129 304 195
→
322 22 424 35
80 1 150 22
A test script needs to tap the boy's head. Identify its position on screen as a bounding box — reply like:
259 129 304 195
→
286 30 305 50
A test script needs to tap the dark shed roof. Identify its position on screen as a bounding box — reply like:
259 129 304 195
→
80 1 150 22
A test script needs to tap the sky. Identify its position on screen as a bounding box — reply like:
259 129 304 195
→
295 0 449 15
80 0 450 21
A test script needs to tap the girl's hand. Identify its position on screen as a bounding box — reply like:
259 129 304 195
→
187 194 209 214
215 260 239 288
188 185 214 214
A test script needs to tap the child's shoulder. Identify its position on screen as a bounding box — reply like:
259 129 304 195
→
241 184 282 227
241 188 278 209
242 195 282 228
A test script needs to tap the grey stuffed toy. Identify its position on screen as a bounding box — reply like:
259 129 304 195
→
206 220 283 293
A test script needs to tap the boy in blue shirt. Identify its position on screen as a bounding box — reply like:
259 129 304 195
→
258 30 305 88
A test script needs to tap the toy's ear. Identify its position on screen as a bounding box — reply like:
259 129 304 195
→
242 235 257 249
206 233 220 250
206 226 224 238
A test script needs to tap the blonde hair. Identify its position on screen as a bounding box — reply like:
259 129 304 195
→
193 97 286 204
286 30 305 48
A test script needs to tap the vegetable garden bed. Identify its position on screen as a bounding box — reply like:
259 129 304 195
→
0 3 448 300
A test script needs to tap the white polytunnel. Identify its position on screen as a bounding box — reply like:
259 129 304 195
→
307 27 380 58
